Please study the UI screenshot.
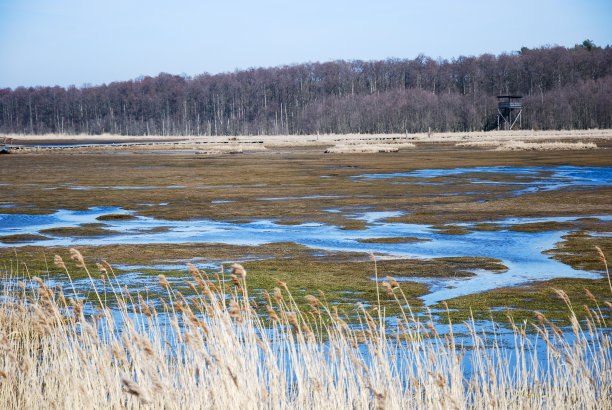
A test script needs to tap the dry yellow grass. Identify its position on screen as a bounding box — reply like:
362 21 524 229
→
3 129 612 143
3 129 611 155
0 250 610 408
457 140 599 151
324 142 415 153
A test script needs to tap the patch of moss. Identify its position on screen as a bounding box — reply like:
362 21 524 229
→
40 226 120 237
96 213 136 221
339 220 369 230
574 217 602 223
434 277 612 325
273 220 304 226
507 221 575 233
81 222 108 228
137 226 171 233
419 256 508 276
0 234 51 244
544 230 612 272
470 223 502 232
357 237 431 244
430 225 472 235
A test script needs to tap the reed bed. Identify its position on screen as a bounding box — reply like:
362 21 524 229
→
0 249 611 409
456 140 598 151
325 142 415 154
10 141 268 155
4 129 612 145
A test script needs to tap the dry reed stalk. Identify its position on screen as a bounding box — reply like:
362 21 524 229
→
324 143 414 154
69 248 85 268
186 262 201 278
230 274 241 287
158 274 170 288
458 140 598 151
230 263 246 279
595 246 611 295
0 251 611 409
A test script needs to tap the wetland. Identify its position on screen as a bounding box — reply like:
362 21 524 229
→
1 138 611 324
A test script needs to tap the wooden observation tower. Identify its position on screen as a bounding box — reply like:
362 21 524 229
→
497 95 523 130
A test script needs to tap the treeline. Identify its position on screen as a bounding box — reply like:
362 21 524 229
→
1 42 611 135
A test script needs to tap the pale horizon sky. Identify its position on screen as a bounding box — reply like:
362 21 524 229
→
1 0 611 89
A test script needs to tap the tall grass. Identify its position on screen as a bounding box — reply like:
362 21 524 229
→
0 249 610 408
456 140 598 151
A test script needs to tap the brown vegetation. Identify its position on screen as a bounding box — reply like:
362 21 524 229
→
0 250 610 408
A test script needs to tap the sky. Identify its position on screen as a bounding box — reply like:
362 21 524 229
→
1 0 611 89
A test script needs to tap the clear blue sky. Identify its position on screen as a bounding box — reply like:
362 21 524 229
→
1 0 610 89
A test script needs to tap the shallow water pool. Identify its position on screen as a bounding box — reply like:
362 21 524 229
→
1 205 608 304
354 165 612 196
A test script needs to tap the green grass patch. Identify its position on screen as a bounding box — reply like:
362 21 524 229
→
435 277 612 325
339 220 369 230
430 225 472 235
544 230 612 272
357 237 431 244
39 226 120 237
470 223 502 232
0 234 51 244
273 220 304 226
507 221 576 232
96 213 136 221
136 226 171 233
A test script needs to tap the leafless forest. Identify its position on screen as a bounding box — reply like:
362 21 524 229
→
1 42 611 136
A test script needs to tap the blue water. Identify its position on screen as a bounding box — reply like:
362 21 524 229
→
2 165 610 304
354 166 612 196
1 206 609 305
